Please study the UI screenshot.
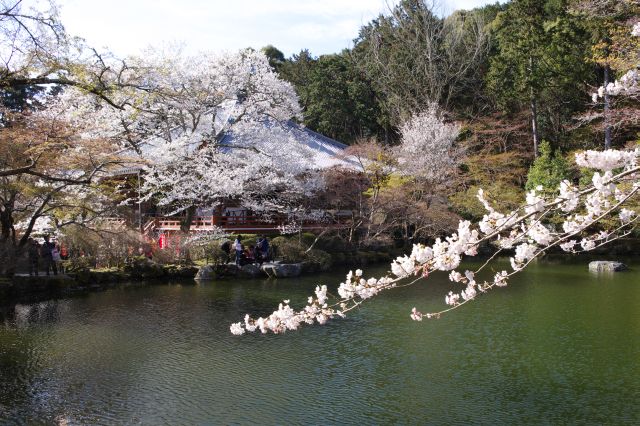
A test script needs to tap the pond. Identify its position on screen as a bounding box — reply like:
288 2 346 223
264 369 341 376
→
1 257 639 424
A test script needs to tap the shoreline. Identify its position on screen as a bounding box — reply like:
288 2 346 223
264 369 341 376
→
0 265 199 306
2 247 637 307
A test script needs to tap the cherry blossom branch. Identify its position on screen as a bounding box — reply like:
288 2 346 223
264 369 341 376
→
230 147 639 335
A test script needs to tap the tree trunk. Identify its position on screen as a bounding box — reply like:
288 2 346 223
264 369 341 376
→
180 206 196 234
179 206 196 264
528 56 540 158
604 65 612 149
0 209 12 242
530 93 540 158
0 210 16 277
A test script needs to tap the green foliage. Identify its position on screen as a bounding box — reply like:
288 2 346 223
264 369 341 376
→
331 252 347 265
362 173 410 197
280 51 385 144
486 0 594 145
298 232 317 248
303 249 333 272
63 256 96 273
188 240 228 265
525 141 570 191
314 234 348 253
270 237 305 262
449 150 528 221
261 45 286 70
208 246 228 266
450 183 524 222
60 225 143 268
123 256 164 278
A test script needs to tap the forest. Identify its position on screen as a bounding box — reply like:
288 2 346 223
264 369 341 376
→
263 0 639 224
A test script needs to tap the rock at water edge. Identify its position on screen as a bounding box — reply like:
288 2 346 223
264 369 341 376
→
261 263 302 278
195 265 215 280
239 264 263 278
588 261 627 273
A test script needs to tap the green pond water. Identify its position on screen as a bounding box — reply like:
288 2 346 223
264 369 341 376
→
1 257 639 425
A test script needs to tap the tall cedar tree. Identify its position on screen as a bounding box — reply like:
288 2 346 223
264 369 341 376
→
487 0 593 156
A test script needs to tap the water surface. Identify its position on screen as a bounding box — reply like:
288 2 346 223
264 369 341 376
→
1 257 639 424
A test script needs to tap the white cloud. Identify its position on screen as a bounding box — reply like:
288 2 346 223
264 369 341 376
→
45 0 502 58
453 0 506 10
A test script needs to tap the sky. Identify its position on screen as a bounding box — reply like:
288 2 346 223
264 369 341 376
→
54 0 505 58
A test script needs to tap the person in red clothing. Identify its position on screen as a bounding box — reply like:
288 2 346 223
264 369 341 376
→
245 245 255 264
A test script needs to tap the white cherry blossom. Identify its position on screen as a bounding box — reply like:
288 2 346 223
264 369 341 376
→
231 144 638 335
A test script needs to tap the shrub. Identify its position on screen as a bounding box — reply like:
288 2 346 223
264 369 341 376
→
315 234 348 252
58 225 146 268
525 141 570 192
269 236 288 255
63 256 96 272
187 239 229 265
151 246 181 264
277 239 306 263
209 245 229 265
449 183 523 222
299 232 317 247
304 249 333 272
332 252 347 265
123 256 164 278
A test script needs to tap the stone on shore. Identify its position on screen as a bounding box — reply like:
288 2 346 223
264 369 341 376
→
261 262 302 278
588 261 628 273
195 265 216 280
239 264 263 278
195 264 241 280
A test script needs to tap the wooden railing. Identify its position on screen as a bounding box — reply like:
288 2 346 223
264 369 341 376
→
99 217 127 228
141 213 351 234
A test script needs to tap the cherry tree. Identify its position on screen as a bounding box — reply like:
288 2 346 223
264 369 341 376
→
126 49 322 225
0 0 138 112
0 107 123 276
345 105 463 244
141 120 322 220
396 103 462 182
49 48 324 232
0 0 149 275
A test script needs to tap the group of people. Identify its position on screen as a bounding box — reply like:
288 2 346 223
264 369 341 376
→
221 235 270 266
27 235 67 276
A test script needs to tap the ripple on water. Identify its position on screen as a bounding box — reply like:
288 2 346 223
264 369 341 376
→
1 261 640 424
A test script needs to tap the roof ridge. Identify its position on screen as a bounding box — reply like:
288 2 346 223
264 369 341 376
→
286 120 348 149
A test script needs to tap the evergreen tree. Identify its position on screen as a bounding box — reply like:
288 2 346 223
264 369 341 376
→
487 0 593 156
280 52 385 144
261 45 286 71
571 0 640 148
525 140 570 191
304 54 384 144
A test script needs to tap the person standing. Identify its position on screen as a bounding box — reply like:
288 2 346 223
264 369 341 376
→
259 235 270 262
60 244 68 260
52 244 63 274
245 245 255 264
220 240 231 263
143 244 153 260
40 235 57 276
27 238 39 276
252 243 262 265
234 235 243 266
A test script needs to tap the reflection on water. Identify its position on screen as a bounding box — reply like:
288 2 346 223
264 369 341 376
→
0 300 70 327
1 259 640 424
